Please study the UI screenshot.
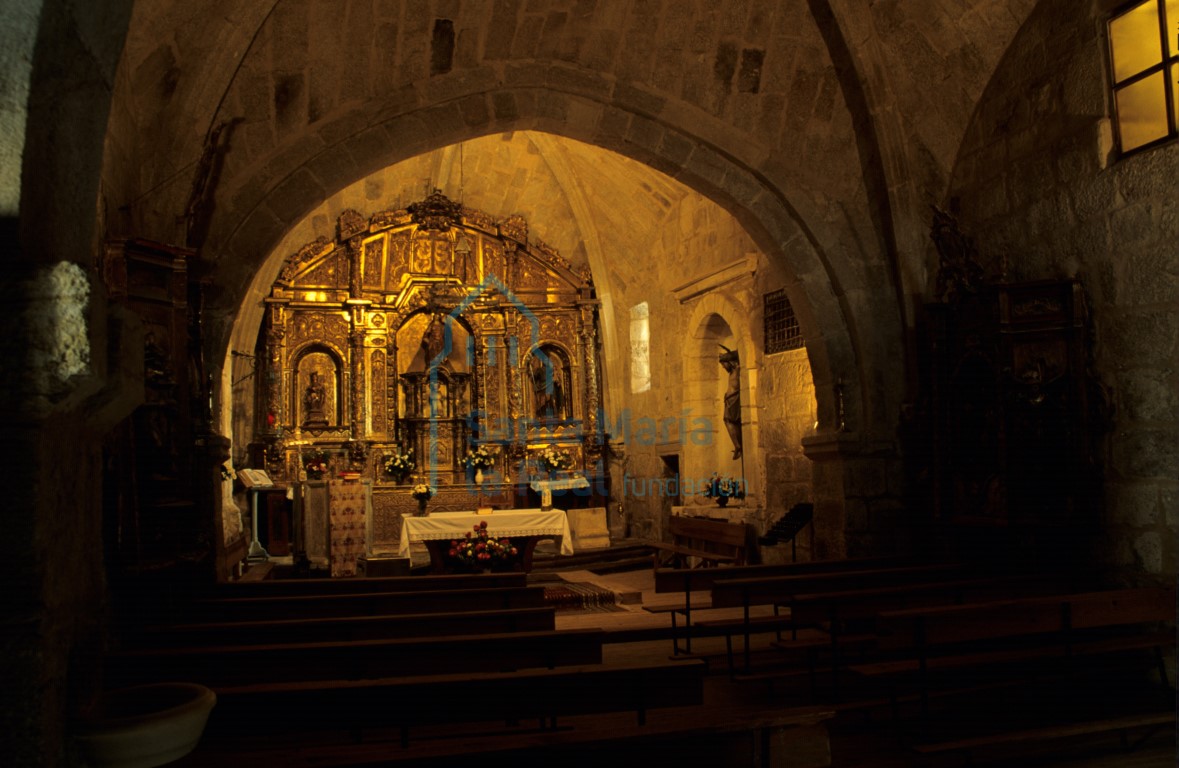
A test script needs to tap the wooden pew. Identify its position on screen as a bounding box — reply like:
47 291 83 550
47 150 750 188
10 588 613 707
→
188 667 840 768
779 572 1086 695
214 571 528 597
180 585 548 622
205 659 709 748
651 554 918 654
131 606 557 648
647 516 755 570
708 562 970 674
105 627 606 688
849 586 1176 755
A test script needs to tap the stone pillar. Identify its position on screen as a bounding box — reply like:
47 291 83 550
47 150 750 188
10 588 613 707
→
801 431 910 560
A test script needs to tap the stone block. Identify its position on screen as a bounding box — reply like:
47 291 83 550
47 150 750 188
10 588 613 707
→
1163 489 1178 529
1123 248 1179 307
1114 483 1161 527
1133 531 1163 574
566 507 611 550
1103 312 1178 369
765 454 793 482
1113 430 1179 480
1109 201 1154 247
847 458 886 498
843 498 868 531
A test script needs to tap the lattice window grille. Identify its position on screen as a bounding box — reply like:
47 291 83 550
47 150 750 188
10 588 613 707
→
764 290 803 354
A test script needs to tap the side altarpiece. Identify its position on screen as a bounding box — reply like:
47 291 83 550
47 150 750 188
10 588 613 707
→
246 192 606 548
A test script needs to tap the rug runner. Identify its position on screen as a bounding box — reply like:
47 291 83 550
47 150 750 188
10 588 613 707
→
541 581 624 612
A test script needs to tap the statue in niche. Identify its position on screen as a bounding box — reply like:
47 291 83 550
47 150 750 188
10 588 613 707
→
303 372 328 427
421 313 446 368
719 345 742 459
531 354 565 421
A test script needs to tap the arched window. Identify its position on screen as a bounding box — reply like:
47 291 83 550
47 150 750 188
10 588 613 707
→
630 302 650 393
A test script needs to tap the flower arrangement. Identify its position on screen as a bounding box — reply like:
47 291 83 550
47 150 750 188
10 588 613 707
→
704 473 745 502
382 447 415 482
304 449 329 479
462 444 498 471
535 445 573 474
447 521 518 570
410 482 434 516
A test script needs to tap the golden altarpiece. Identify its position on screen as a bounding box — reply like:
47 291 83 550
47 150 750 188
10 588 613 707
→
247 191 606 554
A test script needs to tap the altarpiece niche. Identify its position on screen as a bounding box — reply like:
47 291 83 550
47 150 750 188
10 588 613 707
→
246 191 605 548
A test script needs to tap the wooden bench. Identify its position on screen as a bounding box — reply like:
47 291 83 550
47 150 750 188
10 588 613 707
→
214 571 528 597
708 562 971 675
206 659 709 747
131 606 557 648
647 516 756 570
180 585 548 622
105 627 606 688
849 586 1176 754
191 670 837 767
778 571 1087 696
651 554 920 654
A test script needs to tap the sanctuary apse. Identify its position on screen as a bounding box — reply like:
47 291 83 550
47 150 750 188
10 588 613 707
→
242 191 607 540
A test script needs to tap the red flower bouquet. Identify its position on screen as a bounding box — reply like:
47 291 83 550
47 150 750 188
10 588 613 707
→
447 520 518 571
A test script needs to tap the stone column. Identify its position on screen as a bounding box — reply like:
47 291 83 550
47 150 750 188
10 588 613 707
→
801 431 909 560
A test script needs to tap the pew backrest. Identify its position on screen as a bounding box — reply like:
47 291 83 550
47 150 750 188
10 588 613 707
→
186 585 548 622
215 571 528 597
210 659 708 739
788 572 1083 629
710 562 969 609
135 606 557 647
874 586 1177 651
653 554 918 595
107 627 607 688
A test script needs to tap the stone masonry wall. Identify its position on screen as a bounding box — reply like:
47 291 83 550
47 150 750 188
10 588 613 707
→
948 0 1178 585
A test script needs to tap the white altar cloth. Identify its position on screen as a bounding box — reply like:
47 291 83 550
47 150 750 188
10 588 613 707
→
398 509 574 558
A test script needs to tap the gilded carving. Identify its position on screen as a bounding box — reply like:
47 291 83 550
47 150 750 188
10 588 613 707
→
350 327 366 436
463 207 495 232
371 350 387 434
362 236 386 289
517 261 552 292
539 315 568 341
499 214 528 245
337 209 367 241
408 189 462 231
370 209 408 230
370 491 404 550
482 240 506 283
280 237 333 283
411 231 434 273
291 313 349 350
296 250 345 288
387 231 411 285
532 238 572 274
582 323 600 436
260 191 603 489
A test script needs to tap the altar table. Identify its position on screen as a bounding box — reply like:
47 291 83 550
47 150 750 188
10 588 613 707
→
399 509 573 573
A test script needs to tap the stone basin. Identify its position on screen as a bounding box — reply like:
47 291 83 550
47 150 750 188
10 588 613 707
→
73 682 216 768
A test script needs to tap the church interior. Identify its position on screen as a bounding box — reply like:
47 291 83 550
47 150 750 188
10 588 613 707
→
2 0 1176 765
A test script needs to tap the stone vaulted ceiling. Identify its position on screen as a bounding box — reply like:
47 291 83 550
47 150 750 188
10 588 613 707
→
97 0 1040 438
